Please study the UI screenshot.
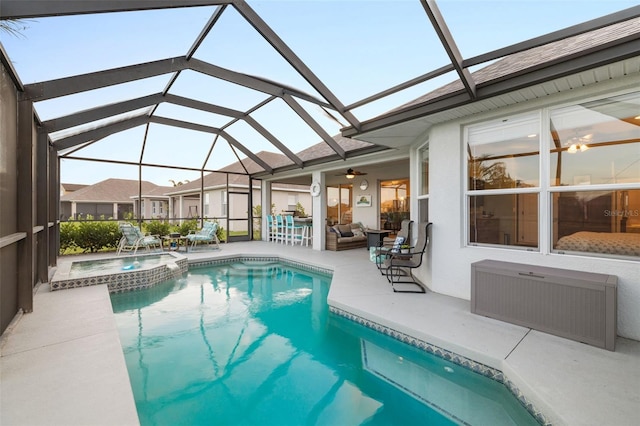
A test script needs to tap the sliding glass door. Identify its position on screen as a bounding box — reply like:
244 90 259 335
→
327 185 353 225
380 179 410 233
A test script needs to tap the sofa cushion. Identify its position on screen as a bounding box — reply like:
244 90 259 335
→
336 224 352 235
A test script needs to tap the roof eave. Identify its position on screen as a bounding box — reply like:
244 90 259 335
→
342 38 640 138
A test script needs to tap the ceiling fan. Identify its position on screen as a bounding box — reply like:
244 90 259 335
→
336 168 367 179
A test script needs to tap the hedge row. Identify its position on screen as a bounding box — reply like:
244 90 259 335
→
59 218 223 254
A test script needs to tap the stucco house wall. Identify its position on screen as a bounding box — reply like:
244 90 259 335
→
415 73 640 341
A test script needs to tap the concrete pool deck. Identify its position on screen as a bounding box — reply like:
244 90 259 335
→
1 241 639 425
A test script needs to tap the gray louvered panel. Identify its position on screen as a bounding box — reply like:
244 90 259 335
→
471 260 617 351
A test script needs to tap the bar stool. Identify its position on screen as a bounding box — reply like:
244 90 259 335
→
285 215 302 245
300 222 312 246
266 215 275 242
275 215 286 244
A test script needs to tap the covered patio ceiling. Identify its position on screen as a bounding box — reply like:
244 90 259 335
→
1 1 639 185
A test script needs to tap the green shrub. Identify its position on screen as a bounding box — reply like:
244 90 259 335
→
59 222 77 254
59 217 120 254
144 219 171 236
174 219 198 236
75 216 120 253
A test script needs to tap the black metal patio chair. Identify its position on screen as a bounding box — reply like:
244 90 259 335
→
381 222 432 293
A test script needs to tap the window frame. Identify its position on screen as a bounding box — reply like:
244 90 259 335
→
462 88 640 259
463 111 542 251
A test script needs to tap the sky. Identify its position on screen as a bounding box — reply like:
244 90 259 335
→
1 0 638 186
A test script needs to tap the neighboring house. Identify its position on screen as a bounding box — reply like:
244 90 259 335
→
60 178 172 220
167 151 312 233
60 183 88 197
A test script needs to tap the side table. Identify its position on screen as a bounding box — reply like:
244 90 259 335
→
162 235 189 252
366 229 390 248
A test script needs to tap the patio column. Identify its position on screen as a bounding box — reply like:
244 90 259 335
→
311 171 325 251
112 203 118 220
261 181 272 241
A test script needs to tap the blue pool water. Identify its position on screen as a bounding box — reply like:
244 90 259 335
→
69 253 173 277
110 261 539 426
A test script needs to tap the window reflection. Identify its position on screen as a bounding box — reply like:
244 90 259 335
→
467 115 540 190
550 92 640 186
380 179 410 233
553 189 640 257
326 185 352 225
469 194 538 247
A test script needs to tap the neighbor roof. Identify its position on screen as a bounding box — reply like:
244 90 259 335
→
61 178 171 202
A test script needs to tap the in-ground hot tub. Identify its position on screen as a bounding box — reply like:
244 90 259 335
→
51 252 188 293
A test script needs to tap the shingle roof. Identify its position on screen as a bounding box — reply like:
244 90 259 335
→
393 17 640 112
296 134 374 162
60 183 88 192
61 178 171 202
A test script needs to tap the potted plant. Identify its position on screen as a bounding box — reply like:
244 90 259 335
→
400 244 411 254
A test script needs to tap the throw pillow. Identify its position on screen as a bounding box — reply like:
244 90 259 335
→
391 236 405 253
353 229 364 237
332 225 342 237
341 231 354 237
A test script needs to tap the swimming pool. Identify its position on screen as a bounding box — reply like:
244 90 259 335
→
110 261 539 425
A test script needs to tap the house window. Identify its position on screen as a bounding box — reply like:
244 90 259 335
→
549 91 640 257
159 202 164 214
418 142 429 222
419 143 429 195
466 113 540 248
465 90 640 259
287 194 298 211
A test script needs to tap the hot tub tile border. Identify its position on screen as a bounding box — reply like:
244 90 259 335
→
51 254 188 293
330 306 551 426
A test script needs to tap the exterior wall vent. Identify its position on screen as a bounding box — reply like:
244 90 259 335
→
471 260 617 351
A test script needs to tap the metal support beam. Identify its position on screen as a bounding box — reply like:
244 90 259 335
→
282 94 345 159
233 0 361 131
187 5 228 59
218 130 274 173
53 114 149 150
0 0 231 19
244 116 303 167
21 57 189 102
17 100 35 313
343 37 640 138
36 132 49 283
188 58 332 108
49 144 59 266
150 115 219 134
345 64 453 111
165 93 244 118
420 0 476 99
42 93 165 133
